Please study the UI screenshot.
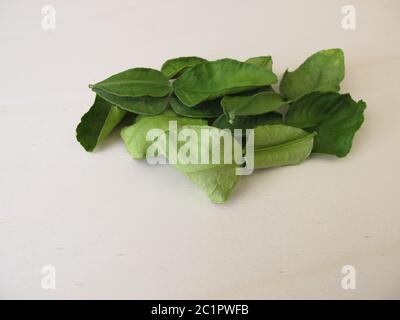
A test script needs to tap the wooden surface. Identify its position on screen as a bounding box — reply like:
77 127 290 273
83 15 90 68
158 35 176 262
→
1 0 399 299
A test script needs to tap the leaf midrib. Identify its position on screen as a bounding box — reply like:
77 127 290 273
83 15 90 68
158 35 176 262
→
254 132 315 153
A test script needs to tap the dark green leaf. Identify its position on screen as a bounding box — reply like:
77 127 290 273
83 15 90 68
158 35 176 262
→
169 96 223 118
90 68 171 98
92 87 168 115
286 91 366 157
221 91 286 121
76 95 127 151
161 56 207 79
173 58 278 107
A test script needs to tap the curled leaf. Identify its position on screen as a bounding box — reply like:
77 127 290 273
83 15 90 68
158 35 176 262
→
90 68 171 98
252 125 315 169
286 91 366 157
76 95 127 151
173 58 278 107
92 87 169 115
222 91 286 122
161 56 207 79
245 56 273 70
169 96 223 118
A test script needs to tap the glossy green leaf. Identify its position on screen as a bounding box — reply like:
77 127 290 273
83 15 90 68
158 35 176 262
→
90 68 171 98
286 92 366 157
213 112 283 130
253 124 315 169
121 110 206 160
245 56 273 70
221 91 286 122
92 87 169 115
161 56 207 79
169 96 223 118
76 95 127 151
173 58 278 107
170 125 240 203
279 49 345 100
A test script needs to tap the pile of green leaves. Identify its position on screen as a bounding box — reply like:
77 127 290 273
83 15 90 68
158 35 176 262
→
76 49 366 203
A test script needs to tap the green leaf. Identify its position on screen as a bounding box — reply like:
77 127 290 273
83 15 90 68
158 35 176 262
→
76 95 127 151
181 166 239 204
221 91 286 122
161 56 207 79
286 92 366 157
90 68 171 98
245 56 273 70
253 124 315 169
170 125 240 203
169 96 223 118
121 110 206 160
92 87 169 115
213 112 283 130
173 58 278 107
279 49 345 100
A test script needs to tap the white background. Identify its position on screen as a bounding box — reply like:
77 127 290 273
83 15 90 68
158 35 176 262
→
1 0 399 299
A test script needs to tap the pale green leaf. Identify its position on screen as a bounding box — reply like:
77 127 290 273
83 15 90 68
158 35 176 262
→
279 49 345 100
170 125 240 203
121 110 206 160
245 56 273 70
253 124 315 169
